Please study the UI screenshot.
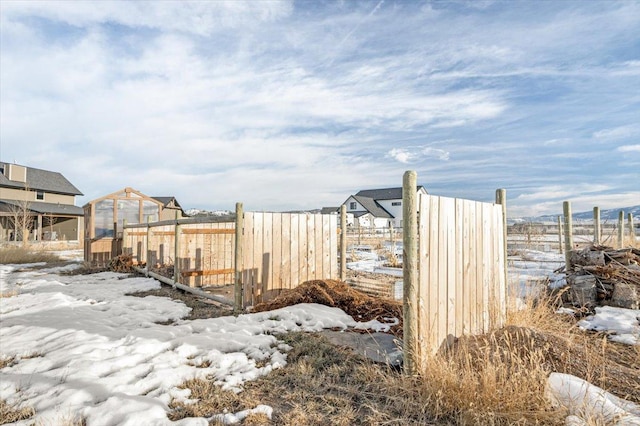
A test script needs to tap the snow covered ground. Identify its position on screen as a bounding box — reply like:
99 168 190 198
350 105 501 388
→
1 249 639 425
0 261 389 425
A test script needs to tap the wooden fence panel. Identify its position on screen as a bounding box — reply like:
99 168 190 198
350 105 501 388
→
241 212 338 307
417 194 505 363
124 212 337 308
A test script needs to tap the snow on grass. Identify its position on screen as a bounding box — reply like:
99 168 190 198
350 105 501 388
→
577 306 640 346
547 373 640 425
0 263 381 425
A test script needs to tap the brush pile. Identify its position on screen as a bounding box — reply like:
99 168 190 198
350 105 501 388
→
108 254 135 273
252 279 403 336
566 245 640 309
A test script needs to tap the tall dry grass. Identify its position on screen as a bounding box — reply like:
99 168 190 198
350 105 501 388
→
0 246 61 264
0 399 35 425
169 289 638 425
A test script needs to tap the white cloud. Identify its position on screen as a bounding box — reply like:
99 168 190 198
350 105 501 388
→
387 148 414 163
0 1 293 35
593 125 640 141
617 145 640 153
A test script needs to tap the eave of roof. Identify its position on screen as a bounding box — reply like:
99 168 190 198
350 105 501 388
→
0 200 84 216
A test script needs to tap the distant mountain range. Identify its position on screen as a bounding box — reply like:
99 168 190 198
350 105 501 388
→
517 205 640 224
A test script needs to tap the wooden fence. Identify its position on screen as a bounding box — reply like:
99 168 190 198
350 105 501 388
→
403 171 506 373
123 211 338 308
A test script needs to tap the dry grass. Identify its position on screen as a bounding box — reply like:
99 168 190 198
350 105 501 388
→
0 246 61 264
0 289 19 299
0 399 35 425
170 289 639 425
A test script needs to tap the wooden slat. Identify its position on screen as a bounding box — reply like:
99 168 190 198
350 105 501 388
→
181 268 234 277
128 232 147 236
152 231 175 236
454 198 464 337
290 214 300 289
322 214 331 279
262 213 273 300
242 212 254 306
482 203 493 332
417 194 430 364
444 197 455 338
272 213 283 290
281 214 292 289
428 195 439 351
253 213 264 304
463 199 475 335
437 196 448 348
299 214 308 283
307 214 316 277
182 228 235 235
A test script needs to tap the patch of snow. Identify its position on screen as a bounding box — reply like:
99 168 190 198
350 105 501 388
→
547 373 640 425
577 306 640 345
0 263 388 425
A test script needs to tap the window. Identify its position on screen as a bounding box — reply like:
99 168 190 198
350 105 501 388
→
36 191 44 201
349 202 357 210
391 201 401 206
94 199 114 238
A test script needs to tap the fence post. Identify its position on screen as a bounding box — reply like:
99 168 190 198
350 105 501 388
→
234 202 244 313
557 216 564 254
402 170 418 375
563 201 574 271
173 212 181 286
628 213 635 245
618 211 624 249
495 189 507 286
122 219 128 256
593 207 601 245
340 205 346 281
145 217 151 277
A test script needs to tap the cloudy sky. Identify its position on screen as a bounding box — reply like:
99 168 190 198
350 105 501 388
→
1 0 639 217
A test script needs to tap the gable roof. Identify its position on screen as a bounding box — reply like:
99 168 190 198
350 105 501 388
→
355 186 426 201
0 162 83 196
152 196 186 215
352 195 393 218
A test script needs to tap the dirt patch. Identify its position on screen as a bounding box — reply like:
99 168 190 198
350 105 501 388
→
252 280 402 336
128 286 233 321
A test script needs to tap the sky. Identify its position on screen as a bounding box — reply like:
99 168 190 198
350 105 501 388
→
1 0 639 217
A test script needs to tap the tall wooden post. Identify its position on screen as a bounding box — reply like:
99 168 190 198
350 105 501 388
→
628 213 635 244
36 214 43 241
234 202 244 313
173 212 181 285
122 219 128 255
563 201 574 272
618 211 624 249
402 170 418 375
340 205 347 280
557 216 563 254
145 217 151 277
593 207 601 245
495 189 507 286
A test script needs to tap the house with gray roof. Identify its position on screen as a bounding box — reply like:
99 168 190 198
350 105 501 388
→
0 162 84 243
342 186 427 228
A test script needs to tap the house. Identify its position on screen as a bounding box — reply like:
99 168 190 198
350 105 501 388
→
83 187 187 265
0 162 84 243
342 186 427 228
151 196 188 220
